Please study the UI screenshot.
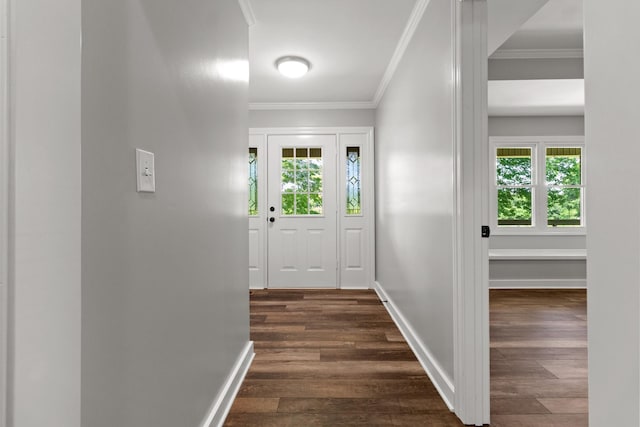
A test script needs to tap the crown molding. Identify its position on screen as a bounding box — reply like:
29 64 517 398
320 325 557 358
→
238 0 256 27
249 101 376 111
372 0 432 107
490 48 584 60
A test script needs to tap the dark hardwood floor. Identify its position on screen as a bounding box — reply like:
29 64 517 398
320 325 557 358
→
225 289 464 426
490 289 588 427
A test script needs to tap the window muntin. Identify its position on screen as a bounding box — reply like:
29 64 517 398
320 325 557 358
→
281 147 323 215
496 147 534 227
248 147 258 216
346 146 362 215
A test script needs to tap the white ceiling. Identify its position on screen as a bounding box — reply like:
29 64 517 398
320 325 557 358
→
246 0 572 107
490 0 585 117
488 79 584 116
499 0 583 50
248 0 416 105
487 0 549 55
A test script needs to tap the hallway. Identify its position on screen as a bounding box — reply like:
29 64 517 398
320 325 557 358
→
225 290 463 426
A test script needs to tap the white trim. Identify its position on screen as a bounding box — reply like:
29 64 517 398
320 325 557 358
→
200 341 255 427
249 101 376 111
490 48 584 60
237 0 256 27
453 1 490 425
374 281 455 410
372 0 431 107
0 0 8 422
490 279 587 289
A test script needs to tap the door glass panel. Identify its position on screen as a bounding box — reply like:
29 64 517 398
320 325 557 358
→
346 146 361 215
281 147 323 215
248 148 258 216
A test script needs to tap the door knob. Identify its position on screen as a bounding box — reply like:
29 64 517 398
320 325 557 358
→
269 217 275 223
270 206 275 212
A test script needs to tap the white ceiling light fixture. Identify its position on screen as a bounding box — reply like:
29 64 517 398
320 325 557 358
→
275 56 311 79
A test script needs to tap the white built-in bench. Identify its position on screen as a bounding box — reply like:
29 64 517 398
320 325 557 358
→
489 249 587 261
489 249 587 289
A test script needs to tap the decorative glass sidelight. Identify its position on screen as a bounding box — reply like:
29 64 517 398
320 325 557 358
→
248 147 258 216
281 147 323 215
346 146 361 215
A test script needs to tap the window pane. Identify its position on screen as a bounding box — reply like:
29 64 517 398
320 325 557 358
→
346 147 361 215
548 187 581 227
498 188 532 226
309 169 322 193
296 170 309 192
281 168 295 193
546 147 581 186
496 148 532 185
281 146 323 215
296 194 309 215
282 194 294 215
248 148 258 216
309 193 323 215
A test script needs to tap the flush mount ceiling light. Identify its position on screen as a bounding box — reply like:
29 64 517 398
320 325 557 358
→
275 56 311 78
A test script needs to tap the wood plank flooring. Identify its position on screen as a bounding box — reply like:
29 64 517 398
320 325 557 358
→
225 289 463 426
490 289 588 427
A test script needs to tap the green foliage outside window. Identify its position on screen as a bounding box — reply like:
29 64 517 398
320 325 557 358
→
546 149 581 226
495 146 583 228
496 151 533 225
281 148 323 215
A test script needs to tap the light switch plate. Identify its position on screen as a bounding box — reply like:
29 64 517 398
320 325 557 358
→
136 149 156 193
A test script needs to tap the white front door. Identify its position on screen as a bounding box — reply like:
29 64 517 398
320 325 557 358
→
267 135 337 288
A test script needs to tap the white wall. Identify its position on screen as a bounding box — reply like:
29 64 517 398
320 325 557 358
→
81 1 250 426
9 0 81 426
488 58 584 80
249 108 375 128
489 115 584 137
585 0 640 424
375 0 455 381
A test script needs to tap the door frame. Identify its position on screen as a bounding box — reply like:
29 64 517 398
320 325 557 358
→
0 0 8 422
452 0 490 425
249 127 375 290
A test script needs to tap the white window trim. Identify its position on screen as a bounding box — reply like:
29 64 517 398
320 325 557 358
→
490 136 586 236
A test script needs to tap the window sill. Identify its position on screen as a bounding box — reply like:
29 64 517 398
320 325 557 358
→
492 230 586 237
489 248 587 260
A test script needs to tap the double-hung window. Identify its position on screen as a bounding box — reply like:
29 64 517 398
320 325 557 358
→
491 137 585 234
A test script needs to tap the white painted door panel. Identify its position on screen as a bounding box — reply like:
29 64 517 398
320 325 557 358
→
267 135 337 288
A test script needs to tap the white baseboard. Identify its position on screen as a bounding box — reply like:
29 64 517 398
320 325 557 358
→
339 286 371 290
489 279 587 289
249 285 265 290
374 281 455 410
200 341 255 427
